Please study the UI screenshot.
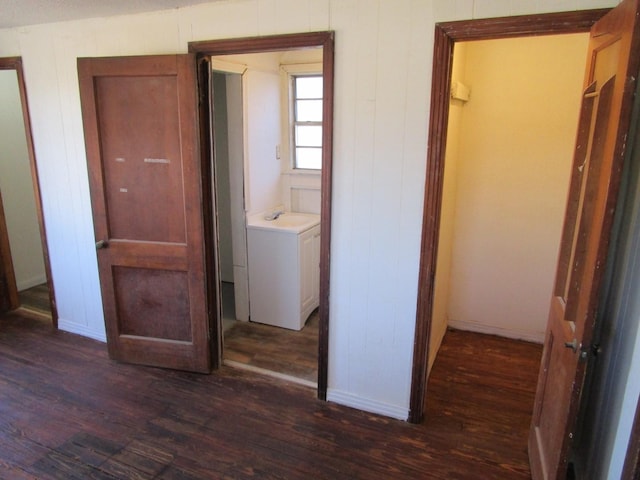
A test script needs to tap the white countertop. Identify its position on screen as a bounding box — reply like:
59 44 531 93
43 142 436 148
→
246 211 320 234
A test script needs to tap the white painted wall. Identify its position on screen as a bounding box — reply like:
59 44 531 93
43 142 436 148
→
444 34 588 343
242 56 282 216
0 69 46 291
215 49 323 215
0 0 621 424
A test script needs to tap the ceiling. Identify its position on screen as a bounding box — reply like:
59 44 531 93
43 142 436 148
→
0 0 223 29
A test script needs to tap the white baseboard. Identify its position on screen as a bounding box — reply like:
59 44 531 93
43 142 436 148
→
57 319 107 343
17 274 47 292
327 389 408 421
448 320 544 344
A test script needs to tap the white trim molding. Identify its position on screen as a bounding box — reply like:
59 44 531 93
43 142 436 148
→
17 274 47 292
211 58 247 75
327 389 409 421
279 62 323 173
58 319 107 343
447 320 545 344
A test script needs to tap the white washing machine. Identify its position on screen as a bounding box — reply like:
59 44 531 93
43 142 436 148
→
246 212 320 330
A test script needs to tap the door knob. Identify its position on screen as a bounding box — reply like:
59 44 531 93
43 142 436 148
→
564 339 578 352
95 239 108 250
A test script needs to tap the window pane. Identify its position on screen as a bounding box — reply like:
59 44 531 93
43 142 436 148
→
296 99 323 122
295 125 322 147
296 147 322 169
296 76 323 99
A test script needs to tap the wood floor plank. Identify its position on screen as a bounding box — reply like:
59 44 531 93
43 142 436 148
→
223 311 318 382
18 283 51 316
0 310 541 479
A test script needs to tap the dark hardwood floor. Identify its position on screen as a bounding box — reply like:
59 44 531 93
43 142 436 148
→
0 309 542 479
223 311 318 384
425 329 543 478
18 283 51 316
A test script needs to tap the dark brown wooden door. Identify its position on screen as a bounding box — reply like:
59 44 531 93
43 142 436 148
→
0 189 19 314
78 54 211 373
529 1 640 478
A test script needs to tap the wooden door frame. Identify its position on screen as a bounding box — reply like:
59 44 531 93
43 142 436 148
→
408 9 610 423
189 31 334 400
0 188 19 311
0 57 58 325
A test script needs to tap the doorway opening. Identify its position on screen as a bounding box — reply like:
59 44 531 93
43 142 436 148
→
417 33 590 469
190 32 334 399
210 47 323 387
0 57 56 323
408 10 609 423
427 30 588 376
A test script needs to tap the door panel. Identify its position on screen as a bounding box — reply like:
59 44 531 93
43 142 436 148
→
96 75 187 243
529 1 640 478
113 266 191 340
78 54 211 373
565 77 615 321
554 82 596 298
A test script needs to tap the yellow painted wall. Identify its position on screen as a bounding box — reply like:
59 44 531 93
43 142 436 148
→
436 33 589 347
429 42 466 373
0 70 46 291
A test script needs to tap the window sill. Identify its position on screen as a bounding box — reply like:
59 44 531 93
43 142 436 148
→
285 168 322 176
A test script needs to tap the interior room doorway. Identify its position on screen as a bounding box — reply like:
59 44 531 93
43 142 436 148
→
190 31 335 399
209 47 324 387
419 30 588 479
412 3 640 478
410 8 608 423
0 57 56 323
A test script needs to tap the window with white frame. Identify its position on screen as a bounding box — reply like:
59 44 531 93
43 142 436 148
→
292 74 323 170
